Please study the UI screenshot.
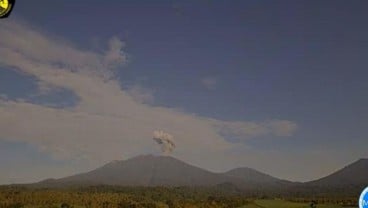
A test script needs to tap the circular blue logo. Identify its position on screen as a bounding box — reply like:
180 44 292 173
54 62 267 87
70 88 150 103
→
360 187 368 208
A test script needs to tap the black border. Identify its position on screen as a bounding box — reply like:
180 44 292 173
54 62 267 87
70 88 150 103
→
0 0 16 18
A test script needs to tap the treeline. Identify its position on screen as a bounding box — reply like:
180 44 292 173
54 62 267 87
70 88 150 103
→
0 186 251 208
285 197 357 207
0 185 359 208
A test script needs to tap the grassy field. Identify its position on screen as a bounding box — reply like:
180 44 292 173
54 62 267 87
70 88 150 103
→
240 199 356 208
2 199 358 208
0 186 358 208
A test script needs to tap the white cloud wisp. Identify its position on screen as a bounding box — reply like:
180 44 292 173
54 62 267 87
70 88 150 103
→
0 20 298 183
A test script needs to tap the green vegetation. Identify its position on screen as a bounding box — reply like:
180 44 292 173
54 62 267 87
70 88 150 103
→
0 186 357 208
240 199 357 208
254 199 309 208
254 199 341 208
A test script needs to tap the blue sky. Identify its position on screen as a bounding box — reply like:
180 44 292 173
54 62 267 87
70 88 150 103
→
0 0 367 184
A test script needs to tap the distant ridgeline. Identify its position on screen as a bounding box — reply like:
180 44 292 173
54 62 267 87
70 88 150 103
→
8 155 368 197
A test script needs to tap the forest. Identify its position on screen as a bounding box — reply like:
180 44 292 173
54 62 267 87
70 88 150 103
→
0 186 358 208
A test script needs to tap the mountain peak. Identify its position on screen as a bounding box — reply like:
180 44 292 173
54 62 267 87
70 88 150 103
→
33 155 368 190
37 154 236 187
307 158 368 186
129 154 175 160
132 154 155 159
355 158 368 164
101 154 179 169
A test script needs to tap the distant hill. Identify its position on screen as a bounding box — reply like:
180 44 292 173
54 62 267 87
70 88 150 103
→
307 158 368 187
36 155 236 187
33 155 368 196
35 155 290 189
224 167 284 184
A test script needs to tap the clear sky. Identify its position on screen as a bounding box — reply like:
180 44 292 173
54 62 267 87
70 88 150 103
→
0 0 367 184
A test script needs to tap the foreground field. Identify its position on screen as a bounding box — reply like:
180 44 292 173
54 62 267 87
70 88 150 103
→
2 200 358 208
0 186 358 208
241 199 356 208
5 200 356 208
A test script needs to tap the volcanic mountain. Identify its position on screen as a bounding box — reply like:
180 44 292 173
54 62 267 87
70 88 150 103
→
36 155 285 188
35 155 368 192
225 167 283 184
306 158 368 187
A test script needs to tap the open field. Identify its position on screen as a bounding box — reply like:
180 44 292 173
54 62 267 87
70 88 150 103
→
1 199 358 208
0 187 358 208
240 199 356 208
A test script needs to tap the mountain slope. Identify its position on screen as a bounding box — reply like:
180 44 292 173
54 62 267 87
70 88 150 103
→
225 167 283 184
307 158 368 186
32 157 368 196
224 167 299 193
37 155 237 187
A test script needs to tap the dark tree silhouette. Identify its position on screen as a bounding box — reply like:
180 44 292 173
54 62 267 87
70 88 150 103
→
310 200 317 208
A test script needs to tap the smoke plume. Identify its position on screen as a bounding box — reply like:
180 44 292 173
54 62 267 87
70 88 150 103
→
153 130 176 155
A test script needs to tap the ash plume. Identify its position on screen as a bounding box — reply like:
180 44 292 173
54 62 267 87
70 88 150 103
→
153 130 176 155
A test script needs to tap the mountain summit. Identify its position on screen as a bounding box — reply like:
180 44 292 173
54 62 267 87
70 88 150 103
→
35 156 368 191
36 155 280 188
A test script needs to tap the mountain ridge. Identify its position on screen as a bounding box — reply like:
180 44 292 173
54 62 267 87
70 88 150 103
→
33 155 368 191
306 158 368 187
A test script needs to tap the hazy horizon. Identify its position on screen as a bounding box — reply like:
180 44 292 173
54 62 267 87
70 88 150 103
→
1 0 368 184
2 154 367 186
